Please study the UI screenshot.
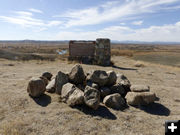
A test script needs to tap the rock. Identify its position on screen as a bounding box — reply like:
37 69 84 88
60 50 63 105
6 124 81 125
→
76 84 85 91
134 61 145 67
40 76 48 86
100 87 111 98
117 73 131 92
103 93 126 110
107 71 117 86
46 78 55 93
84 86 100 110
110 84 126 97
55 71 69 94
89 70 109 87
27 77 46 97
130 85 150 92
69 64 86 85
86 81 99 89
61 83 84 106
42 72 53 81
125 92 156 105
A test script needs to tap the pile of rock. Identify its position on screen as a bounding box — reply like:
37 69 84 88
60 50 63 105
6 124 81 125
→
27 64 157 110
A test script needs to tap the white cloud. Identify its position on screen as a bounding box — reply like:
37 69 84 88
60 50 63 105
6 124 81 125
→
132 20 143 25
29 8 43 14
0 10 62 29
54 21 180 42
55 0 179 27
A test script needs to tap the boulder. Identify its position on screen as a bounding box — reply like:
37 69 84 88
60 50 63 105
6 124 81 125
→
40 76 48 86
27 77 46 97
117 73 131 92
89 70 109 87
107 71 117 86
61 83 84 106
110 83 126 97
42 72 53 81
100 87 111 98
55 71 69 94
84 86 100 110
125 92 156 105
69 64 86 85
130 85 150 92
46 78 55 93
103 93 126 110
86 81 99 89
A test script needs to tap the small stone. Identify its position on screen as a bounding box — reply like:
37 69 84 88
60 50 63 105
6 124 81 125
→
100 87 111 98
46 78 55 93
42 72 53 81
130 85 150 92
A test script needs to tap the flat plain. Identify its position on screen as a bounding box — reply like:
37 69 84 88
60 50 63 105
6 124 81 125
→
0 43 180 135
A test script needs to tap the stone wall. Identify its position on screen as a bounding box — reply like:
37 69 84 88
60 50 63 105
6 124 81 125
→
94 38 111 66
69 38 111 66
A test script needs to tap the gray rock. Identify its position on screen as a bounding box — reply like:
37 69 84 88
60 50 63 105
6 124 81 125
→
42 72 53 81
117 73 131 92
86 81 99 89
84 86 100 110
107 71 117 86
61 83 84 106
55 71 69 94
46 78 55 93
103 93 126 110
110 84 126 97
27 77 46 97
69 64 86 85
126 92 156 105
100 87 111 98
89 70 109 87
130 85 150 92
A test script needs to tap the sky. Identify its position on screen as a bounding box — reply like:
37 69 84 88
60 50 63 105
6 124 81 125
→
0 0 180 42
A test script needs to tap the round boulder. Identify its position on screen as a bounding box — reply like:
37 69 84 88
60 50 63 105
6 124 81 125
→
106 71 117 86
27 77 46 97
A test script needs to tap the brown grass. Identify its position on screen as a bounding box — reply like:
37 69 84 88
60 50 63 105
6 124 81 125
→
111 49 134 57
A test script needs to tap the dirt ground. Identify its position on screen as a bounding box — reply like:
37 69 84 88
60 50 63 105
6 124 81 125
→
0 56 180 135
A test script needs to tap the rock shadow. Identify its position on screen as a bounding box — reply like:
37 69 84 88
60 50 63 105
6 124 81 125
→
73 104 117 120
112 65 137 71
30 94 51 107
137 103 170 116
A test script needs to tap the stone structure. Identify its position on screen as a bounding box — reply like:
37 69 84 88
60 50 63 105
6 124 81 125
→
69 38 111 66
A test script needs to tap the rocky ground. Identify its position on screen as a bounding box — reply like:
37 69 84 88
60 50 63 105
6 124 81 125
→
0 56 180 135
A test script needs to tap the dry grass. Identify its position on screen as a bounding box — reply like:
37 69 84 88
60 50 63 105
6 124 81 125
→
111 49 134 57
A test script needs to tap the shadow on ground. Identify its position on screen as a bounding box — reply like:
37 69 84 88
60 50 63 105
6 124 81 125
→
74 105 117 120
138 103 170 116
31 94 51 107
112 65 137 71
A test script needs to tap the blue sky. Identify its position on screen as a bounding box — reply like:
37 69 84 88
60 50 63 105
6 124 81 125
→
0 0 180 41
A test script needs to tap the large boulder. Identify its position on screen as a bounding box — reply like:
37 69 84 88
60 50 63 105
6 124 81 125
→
130 85 150 92
27 77 46 97
106 71 117 86
61 83 84 106
103 93 126 110
46 78 55 93
110 83 126 97
84 86 100 110
42 72 53 81
126 92 157 105
89 70 109 87
69 64 86 85
100 87 111 98
55 71 69 94
117 74 131 92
